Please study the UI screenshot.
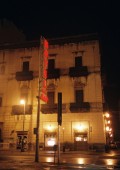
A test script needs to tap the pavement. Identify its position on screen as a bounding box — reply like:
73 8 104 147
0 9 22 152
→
0 149 120 169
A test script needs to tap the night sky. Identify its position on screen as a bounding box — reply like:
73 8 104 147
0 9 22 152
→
0 1 120 89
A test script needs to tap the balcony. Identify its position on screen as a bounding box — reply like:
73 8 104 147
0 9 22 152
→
12 105 32 115
41 103 66 113
70 102 90 112
15 71 33 81
47 69 60 79
69 66 89 77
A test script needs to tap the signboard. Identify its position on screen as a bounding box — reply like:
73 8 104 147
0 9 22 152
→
40 37 48 102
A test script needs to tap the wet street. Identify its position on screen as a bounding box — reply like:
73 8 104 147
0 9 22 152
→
0 149 120 169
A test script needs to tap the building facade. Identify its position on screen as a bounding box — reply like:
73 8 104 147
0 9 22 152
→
0 34 106 151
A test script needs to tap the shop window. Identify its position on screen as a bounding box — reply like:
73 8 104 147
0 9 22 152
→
75 134 87 142
45 134 57 147
75 56 82 67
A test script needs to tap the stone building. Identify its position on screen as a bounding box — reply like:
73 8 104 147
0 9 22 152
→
0 34 106 151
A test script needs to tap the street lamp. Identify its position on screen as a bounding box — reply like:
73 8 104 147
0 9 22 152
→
20 99 26 152
104 112 113 145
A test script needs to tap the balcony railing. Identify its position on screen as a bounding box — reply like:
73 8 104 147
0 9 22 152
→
47 69 60 79
69 66 89 77
41 103 66 113
12 105 32 115
15 71 33 81
70 102 90 112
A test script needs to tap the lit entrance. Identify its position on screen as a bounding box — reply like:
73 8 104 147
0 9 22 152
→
74 132 88 150
44 132 57 150
16 131 28 150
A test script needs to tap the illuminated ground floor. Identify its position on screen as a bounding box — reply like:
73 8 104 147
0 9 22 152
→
0 111 106 151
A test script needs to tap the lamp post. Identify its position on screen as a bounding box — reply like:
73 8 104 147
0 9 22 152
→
62 127 64 143
20 99 25 152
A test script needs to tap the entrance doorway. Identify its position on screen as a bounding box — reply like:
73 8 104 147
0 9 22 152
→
16 131 28 150
44 132 57 150
74 132 88 150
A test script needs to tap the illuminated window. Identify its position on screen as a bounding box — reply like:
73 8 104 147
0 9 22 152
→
75 133 87 142
45 134 57 147
75 136 87 142
47 138 56 146
75 137 82 141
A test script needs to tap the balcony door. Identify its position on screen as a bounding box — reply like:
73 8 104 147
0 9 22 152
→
75 57 82 67
76 90 83 103
23 61 29 72
47 92 54 104
48 59 55 70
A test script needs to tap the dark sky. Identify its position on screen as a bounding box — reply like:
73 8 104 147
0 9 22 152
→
0 1 120 88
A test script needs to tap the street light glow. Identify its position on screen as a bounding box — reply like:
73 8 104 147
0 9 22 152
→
20 99 25 105
105 112 110 118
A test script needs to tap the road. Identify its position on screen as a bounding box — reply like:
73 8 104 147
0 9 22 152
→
0 149 120 169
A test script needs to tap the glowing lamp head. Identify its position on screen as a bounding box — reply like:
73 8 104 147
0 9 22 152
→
105 112 110 118
20 99 25 105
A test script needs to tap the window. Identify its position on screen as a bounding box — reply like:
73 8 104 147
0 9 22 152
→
76 90 83 103
0 97 2 107
45 133 57 147
48 59 55 70
75 133 87 142
75 57 82 67
23 61 29 72
47 92 54 104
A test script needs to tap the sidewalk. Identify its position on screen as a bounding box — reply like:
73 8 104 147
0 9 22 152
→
0 158 118 170
0 149 120 169
0 148 106 155
0 153 114 170
0 160 111 170
0 148 117 157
